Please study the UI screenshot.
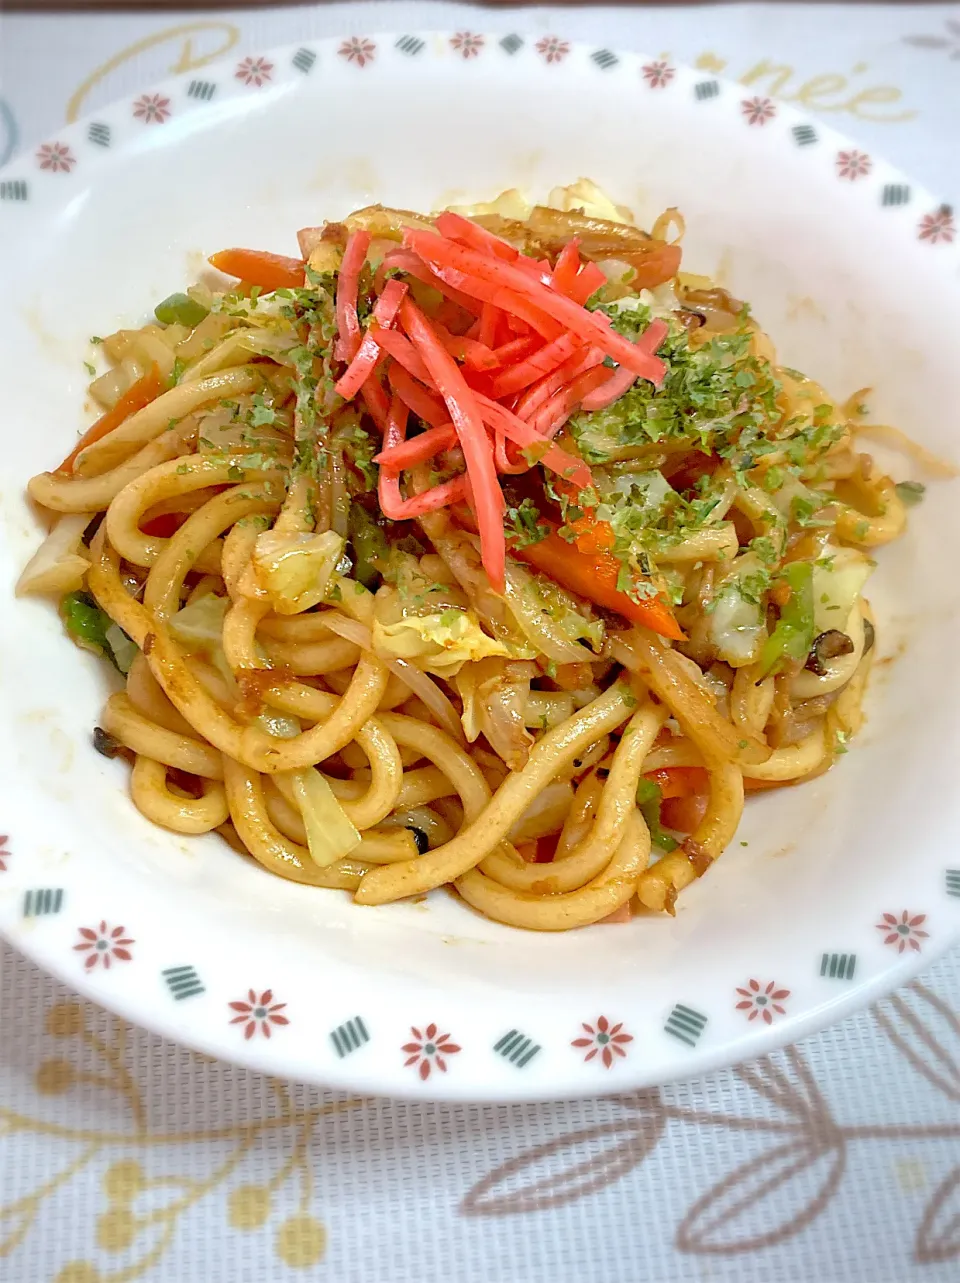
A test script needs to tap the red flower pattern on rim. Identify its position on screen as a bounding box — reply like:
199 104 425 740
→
0 835 9 873
735 979 790 1023
133 94 171 125
228 989 290 1040
571 1015 633 1067
402 1023 461 1080
836 149 872 181
451 33 485 60
918 206 956 245
536 36 570 65
642 60 675 89
876 910 930 953
74 922 134 971
338 37 375 68
235 56 274 87
741 96 777 126
36 143 76 173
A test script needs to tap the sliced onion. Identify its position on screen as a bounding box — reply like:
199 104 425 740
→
322 609 466 743
287 767 361 867
523 691 576 729
502 561 601 663
16 512 93 597
611 630 770 767
321 611 373 649
467 662 533 771
385 658 465 743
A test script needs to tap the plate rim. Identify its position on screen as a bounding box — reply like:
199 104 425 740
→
1 29 957 1101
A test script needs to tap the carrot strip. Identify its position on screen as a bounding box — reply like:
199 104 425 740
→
405 231 666 383
399 299 506 591
56 364 163 475
386 365 451 430
208 248 305 292
334 230 372 361
643 767 709 799
334 278 408 400
511 526 684 640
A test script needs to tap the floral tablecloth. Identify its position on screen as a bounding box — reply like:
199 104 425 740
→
1 4 959 1281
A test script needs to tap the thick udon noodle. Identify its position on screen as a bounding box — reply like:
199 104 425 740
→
19 196 914 929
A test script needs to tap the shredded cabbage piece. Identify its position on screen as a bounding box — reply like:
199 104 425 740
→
169 593 230 649
812 547 873 634
372 609 522 678
105 624 137 674
168 592 240 687
288 768 361 866
707 556 767 667
253 530 345 615
546 178 635 224
450 179 633 227
456 658 534 770
502 562 604 662
16 512 92 597
447 188 531 221
255 711 301 740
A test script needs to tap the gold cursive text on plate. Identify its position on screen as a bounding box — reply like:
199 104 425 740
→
696 54 917 122
66 22 240 123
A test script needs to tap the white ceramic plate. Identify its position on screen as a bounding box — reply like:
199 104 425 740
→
1 32 958 1101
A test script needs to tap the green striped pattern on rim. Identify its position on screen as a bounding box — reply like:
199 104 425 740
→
330 1017 370 1059
493 1029 541 1067
664 1004 708 1047
820 952 857 980
162 965 205 1000
22 888 63 917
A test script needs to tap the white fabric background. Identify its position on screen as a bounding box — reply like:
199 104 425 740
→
1 5 959 1282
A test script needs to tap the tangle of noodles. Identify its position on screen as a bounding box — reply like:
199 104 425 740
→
18 184 939 929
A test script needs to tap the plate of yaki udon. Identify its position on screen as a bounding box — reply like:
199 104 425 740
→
1 37 959 1096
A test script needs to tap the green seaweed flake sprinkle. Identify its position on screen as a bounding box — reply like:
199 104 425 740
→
569 317 782 465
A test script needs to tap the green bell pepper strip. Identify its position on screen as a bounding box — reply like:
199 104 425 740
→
154 292 209 328
757 561 816 678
